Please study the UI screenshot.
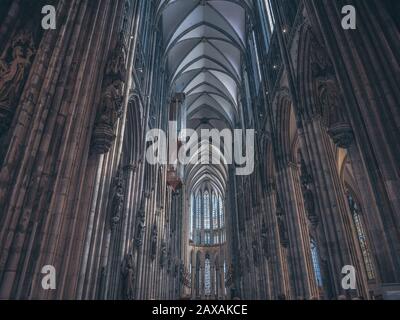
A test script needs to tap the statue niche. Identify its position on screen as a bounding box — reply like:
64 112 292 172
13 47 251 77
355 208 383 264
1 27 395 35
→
91 33 127 154
121 253 135 300
0 29 35 136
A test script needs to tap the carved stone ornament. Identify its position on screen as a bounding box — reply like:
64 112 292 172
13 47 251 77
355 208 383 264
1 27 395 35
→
0 29 35 136
91 33 127 154
327 122 354 149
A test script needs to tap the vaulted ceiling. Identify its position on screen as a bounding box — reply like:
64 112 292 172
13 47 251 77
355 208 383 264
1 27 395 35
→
159 0 252 193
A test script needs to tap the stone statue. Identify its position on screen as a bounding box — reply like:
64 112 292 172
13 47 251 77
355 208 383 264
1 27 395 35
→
319 81 354 148
121 253 135 300
135 207 146 247
160 241 167 268
261 221 269 256
319 81 342 126
111 173 124 227
150 223 158 260
310 37 334 80
300 156 312 186
303 185 318 226
91 34 127 154
0 29 35 135
167 250 172 274
105 33 127 83
252 240 259 265
276 202 289 247
98 80 123 128
179 262 191 288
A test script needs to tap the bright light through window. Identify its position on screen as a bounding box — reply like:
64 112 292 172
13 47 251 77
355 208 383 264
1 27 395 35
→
264 0 275 32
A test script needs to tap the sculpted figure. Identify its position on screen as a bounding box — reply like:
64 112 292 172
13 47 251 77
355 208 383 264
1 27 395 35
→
111 174 124 226
150 224 158 260
0 30 34 134
160 241 167 268
261 221 269 256
135 208 146 247
277 205 289 247
121 253 135 300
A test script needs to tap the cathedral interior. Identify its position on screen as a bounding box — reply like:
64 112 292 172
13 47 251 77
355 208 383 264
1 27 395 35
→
0 0 399 301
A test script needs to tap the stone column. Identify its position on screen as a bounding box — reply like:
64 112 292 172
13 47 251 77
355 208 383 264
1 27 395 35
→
305 0 400 283
298 117 369 298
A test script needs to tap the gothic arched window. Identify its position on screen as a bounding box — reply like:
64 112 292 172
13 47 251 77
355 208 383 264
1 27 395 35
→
190 194 194 240
347 193 375 280
264 0 275 32
219 195 224 228
204 256 211 296
204 191 210 230
190 187 226 246
212 193 218 230
310 238 323 288
196 193 202 243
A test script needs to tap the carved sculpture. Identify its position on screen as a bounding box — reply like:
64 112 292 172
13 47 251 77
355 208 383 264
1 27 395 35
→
276 199 289 247
135 205 146 247
160 241 167 268
121 253 135 300
0 29 35 136
91 33 127 154
150 223 158 260
299 153 319 226
179 262 191 288
167 249 172 274
252 240 259 265
111 171 124 227
225 264 234 288
303 185 319 226
261 220 269 256
320 82 354 148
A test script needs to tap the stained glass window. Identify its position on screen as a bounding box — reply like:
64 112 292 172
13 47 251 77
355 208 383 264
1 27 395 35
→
190 194 194 240
204 191 210 230
205 257 211 295
224 261 227 295
214 234 219 245
191 189 226 246
205 232 211 245
196 193 201 229
310 238 323 287
264 0 275 32
212 193 218 230
347 194 375 280
196 193 202 243
219 195 224 228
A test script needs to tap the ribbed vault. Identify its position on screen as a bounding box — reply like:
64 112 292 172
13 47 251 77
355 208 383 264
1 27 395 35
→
160 0 251 194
